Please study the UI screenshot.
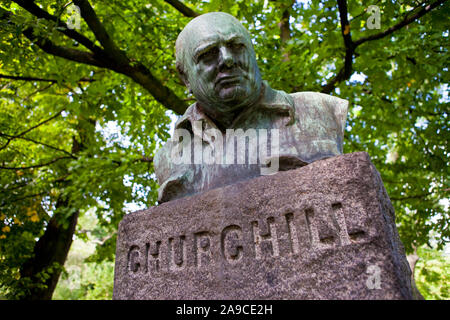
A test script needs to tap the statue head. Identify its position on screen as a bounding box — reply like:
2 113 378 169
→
175 12 262 125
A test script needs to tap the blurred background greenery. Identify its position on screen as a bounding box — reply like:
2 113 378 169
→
1 0 448 300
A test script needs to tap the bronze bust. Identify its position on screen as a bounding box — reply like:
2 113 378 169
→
155 12 348 203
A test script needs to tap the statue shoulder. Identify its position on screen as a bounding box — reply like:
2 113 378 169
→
154 140 174 187
289 91 348 131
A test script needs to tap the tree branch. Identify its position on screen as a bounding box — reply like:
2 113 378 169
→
122 63 188 114
8 191 48 203
354 0 447 46
0 133 77 159
337 0 354 50
24 83 55 100
1 4 190 115
21 27 108 68
14 111 63 138
0 156 73 170
138 156 153 163
321 0 354 94
0 111 63 151
321 0 445 94
390 192 433 201
0 74 94 83
71 1 188 114
73 0 129 65
277 0 295 62
321 67 345 94
164 0 199 17
279 6 291 43
11 0 103 54
0 6 105 68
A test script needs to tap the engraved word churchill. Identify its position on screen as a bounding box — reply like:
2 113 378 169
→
125 200 368 275
154 12 348 203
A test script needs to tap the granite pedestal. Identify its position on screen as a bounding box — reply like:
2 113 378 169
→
113 152 413 300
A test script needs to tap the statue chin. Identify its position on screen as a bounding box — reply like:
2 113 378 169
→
194 88 246 113
195 80 261 115
218 85 247 103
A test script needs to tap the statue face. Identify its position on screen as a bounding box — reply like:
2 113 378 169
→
178 13 262 115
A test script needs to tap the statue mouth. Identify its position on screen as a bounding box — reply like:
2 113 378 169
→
215 75 241 87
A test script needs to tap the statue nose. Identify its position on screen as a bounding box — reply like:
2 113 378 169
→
219 46 234 68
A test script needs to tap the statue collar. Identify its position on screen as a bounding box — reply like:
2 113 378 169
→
174 81 295 132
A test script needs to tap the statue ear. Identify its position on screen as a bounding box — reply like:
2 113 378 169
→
180 71 193 94
176 64 190 90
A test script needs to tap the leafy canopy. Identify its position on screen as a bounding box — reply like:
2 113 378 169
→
0 0 448 298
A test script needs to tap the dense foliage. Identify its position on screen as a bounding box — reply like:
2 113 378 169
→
0 0 448 299
52 209 115 300
415 246 450 300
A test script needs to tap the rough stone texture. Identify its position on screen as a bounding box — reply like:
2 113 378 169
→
113 152 414 300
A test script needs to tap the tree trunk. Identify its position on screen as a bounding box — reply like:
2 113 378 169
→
19 197 79 300
407 247 425 300
277 1 294 62
19 135 84 300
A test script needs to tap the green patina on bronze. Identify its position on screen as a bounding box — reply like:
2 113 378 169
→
175 12 262 130
155 12 349 203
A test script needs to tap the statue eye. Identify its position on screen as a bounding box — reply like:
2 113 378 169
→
198 47 219 62
229 43 244 51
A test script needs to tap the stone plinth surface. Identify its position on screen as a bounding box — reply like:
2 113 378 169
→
113 152 414 300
